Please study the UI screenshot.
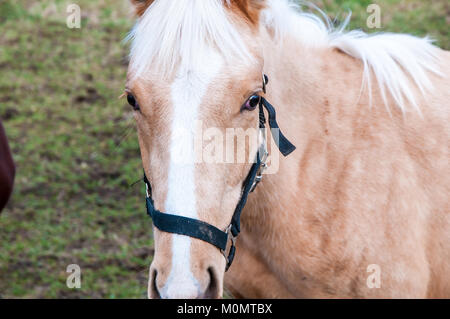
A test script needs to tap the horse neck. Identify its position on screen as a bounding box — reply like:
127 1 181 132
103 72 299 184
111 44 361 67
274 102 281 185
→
242 30 366 235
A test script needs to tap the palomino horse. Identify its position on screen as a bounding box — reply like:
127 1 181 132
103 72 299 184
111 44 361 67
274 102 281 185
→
125 0 449 298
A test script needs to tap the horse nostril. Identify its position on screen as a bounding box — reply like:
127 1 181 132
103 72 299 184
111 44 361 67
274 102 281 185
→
203 267 220 299
149 268 161 299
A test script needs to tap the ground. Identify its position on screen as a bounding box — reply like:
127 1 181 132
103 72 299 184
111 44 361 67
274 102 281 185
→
0 0 448 298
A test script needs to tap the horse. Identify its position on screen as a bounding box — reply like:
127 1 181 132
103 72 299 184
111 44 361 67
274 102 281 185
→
0 120 15 213
124 0 450 298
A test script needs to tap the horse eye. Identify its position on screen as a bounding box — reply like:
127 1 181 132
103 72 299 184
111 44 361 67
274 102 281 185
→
242 95 261 111
127 94 140 111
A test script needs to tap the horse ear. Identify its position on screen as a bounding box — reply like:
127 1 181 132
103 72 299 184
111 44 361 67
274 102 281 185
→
231 0 266 25
130 0 154 17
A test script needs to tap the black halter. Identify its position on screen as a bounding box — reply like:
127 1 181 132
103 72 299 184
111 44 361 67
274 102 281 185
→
143 75 296 270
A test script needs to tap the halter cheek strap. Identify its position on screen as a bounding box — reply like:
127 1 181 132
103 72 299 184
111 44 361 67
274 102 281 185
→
143 77 296 271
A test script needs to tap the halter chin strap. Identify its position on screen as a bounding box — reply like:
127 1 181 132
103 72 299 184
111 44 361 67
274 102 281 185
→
143 76 295 271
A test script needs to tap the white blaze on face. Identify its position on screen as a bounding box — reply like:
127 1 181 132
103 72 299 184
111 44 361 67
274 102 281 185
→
160 49 224 299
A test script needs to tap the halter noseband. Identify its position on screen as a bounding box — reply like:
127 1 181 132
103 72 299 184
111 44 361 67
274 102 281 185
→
143 75 296 271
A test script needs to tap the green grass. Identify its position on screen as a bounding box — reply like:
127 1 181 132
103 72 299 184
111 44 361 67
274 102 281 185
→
318 0 449 48
0 0 448 298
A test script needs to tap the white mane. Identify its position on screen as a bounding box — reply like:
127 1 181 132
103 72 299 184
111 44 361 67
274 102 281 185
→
263 0 442 113
127 0 443 113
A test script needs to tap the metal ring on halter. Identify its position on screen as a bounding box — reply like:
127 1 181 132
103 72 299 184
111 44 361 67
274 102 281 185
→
145 182 151 198
250 128 269 192
262 73 268 94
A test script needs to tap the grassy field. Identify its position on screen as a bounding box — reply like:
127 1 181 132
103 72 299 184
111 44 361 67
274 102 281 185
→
0 0 448 298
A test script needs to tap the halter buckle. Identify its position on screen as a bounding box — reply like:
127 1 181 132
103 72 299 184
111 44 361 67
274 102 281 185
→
250 155 268 193
221 224 237 258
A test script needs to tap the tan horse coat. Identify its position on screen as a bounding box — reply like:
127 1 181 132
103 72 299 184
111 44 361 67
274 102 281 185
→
225 32 450 298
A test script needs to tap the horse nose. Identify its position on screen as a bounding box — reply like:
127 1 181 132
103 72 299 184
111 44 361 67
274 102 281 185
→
148 266 221 299
148 268 161 299
203 267 221 299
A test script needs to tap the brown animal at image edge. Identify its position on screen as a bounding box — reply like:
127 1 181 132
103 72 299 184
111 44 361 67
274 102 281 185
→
0 120 15 213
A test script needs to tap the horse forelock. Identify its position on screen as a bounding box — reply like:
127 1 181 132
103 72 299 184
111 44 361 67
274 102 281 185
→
127 0 264 81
